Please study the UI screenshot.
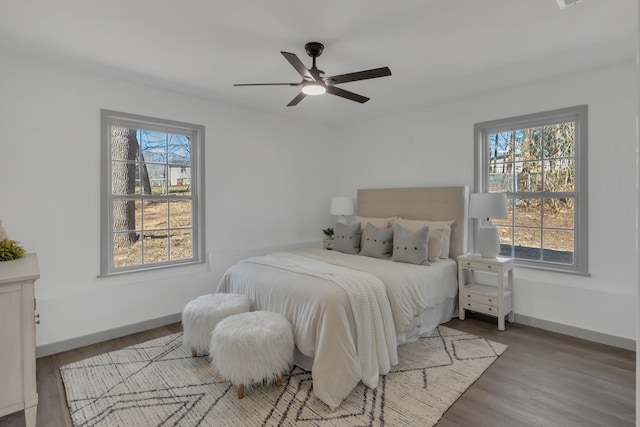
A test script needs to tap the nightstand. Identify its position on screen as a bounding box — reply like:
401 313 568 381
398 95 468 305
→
323 239 334 250
458 254 514 331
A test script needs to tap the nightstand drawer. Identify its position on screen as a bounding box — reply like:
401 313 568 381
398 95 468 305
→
461 291 498 306
462 300 497 316
460 260 499 272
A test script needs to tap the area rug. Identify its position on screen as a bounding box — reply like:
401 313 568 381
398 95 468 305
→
60 326 507 426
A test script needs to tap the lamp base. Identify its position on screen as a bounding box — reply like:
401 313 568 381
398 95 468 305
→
477 222 501 259
336 216 349 225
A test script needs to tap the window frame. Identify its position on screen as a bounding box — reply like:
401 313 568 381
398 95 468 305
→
474 105 588 275
100 109 206 277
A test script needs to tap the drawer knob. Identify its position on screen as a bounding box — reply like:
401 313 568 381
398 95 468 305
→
488 298 492 302
487 265 492 269
467 303 471 307
467 294 471 298
488 307 493 311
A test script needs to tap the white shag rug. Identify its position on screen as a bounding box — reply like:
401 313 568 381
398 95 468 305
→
60 326 507 426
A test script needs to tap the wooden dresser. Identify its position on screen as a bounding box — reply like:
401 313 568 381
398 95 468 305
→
0 253 39 427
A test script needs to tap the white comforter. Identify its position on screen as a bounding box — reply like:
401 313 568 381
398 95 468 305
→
216 248 458 410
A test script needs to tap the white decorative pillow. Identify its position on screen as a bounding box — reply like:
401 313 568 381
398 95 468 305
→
391 224 429 265
395 218 455 261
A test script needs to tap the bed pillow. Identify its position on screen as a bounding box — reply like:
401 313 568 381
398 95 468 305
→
391 224 429 265
333 221 361 254
350 216 396 246
359 223 393 259
395 218 455 259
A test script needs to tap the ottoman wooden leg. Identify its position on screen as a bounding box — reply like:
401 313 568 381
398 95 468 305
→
275 375 282 388
237 384 244 399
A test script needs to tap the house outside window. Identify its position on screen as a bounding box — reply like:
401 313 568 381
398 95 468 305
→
100 110 205 276
474 105 588 275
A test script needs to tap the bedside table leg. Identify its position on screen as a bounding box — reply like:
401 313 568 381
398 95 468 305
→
498 316 505 331
508 311 515 323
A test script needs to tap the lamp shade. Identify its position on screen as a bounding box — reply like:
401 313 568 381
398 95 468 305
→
330 197 354 216
469 193 508 220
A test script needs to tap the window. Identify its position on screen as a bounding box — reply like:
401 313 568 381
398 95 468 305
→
100 110 205 276
474 105 588 274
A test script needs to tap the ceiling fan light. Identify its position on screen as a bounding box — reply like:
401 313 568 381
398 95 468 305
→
302 83 326 96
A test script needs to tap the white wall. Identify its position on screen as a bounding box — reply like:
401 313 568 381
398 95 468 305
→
1 52 635 354
0 53 339 352
336 61 638 342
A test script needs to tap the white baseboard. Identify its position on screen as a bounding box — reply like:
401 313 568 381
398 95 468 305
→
515 314 635 351
36 311 636 357
36 313 182 358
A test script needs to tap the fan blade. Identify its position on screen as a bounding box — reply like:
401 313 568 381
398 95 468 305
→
325 85 369 103
281 52 314 80
325 67 391 85
287 92 306 107
234 83 300 86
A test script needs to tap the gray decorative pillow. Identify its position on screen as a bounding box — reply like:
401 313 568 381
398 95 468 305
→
333 222 361 255
359 223 393 259
391 224 430 265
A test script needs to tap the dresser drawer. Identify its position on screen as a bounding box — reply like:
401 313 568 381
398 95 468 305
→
462 300 497 316
460 260 500 272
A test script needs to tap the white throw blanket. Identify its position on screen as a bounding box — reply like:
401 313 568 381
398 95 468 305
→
241 252 398 389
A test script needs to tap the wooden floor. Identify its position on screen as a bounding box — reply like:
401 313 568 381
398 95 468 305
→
0 315 634 427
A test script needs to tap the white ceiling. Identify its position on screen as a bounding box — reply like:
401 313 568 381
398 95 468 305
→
0 0 636 126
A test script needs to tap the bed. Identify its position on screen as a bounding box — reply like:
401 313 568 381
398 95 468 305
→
216 186 469 410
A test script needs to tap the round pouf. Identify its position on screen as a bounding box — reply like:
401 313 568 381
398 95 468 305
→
210 311 294 399
182 293 251 357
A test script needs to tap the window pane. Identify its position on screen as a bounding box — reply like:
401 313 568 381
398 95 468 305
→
514 198 541 227
513 227 541 261
170 200 191 228
489 169 514 193
142 231 169 264
143 200 168 231
144 163 168 194
168 166 191 191
113 232 141 268
497 225 512 248
543 229 574 252
112 199 140 232
515 161 542 192
516 127 542 161
170 229 192 261
543 123 574 159
112 161 138 195
542 230 574 264
543 158 574 192
488 132 514 163
140 131 168 163
543 198 574 229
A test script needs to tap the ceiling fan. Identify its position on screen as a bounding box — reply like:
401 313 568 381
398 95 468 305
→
234 42 392 107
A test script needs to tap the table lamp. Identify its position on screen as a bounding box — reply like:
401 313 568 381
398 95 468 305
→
469 193 508 258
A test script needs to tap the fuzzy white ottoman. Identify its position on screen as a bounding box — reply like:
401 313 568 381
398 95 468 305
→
210 311 294 399
182 293 251 357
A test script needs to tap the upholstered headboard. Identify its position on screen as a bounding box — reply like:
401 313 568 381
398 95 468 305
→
356 186 469 259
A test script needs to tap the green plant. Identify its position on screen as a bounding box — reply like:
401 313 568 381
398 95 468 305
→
322 227 334 238
0 238 26 261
